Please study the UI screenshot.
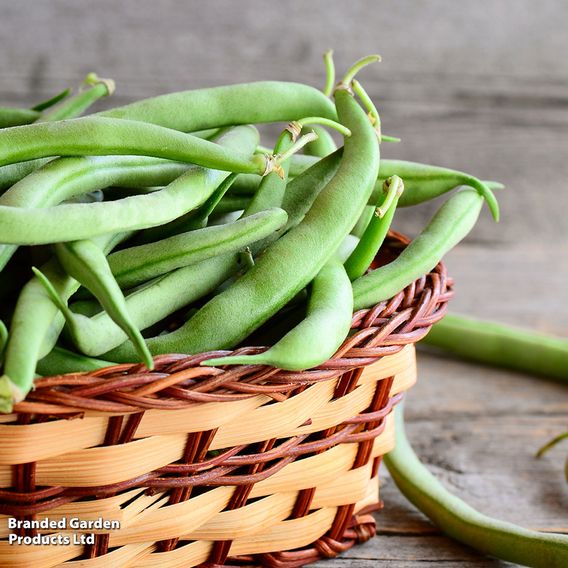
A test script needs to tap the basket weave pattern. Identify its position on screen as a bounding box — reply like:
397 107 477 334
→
0 233 453 567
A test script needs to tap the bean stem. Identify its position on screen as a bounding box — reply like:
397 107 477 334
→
352 79 382 139
340 54 381 87
323 49 335 97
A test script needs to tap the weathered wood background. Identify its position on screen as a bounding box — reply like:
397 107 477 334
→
1 1 567 565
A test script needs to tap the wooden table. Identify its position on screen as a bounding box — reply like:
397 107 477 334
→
1 1 566 565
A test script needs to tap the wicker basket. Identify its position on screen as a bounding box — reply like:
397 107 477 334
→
0 232 452 567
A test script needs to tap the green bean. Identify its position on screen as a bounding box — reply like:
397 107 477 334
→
0 107 40 128
232 155 500 231
377 160 500 221
128 174 239 245
0 125 259 245
352 189 486 311
422 313 568 383
31 88 71 112
0 117 274 174
106 73 379 361
322 49 335 98
205 259 353 370
0 128 223 193
46 254 244 357
36 346 112 376
0 160 52 192
385 405 568 567
36 73 114 122
98 81 336 132
0 155 192 268
345 175 404 280
107 208 288 289
229 156 501 209
52 238 153 368
0 231 128 411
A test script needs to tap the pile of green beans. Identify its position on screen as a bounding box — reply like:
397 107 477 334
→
0 56 500 414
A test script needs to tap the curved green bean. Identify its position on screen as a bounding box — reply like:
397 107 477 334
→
204 259 353 370
45 253 244 357
53 238 153 368
352 189 486 311
0 155 191 268
422 313 568 383
379 160 500 221
385 405 568 567
0 125 259 244
107 208 288 289
98 81 336 131
0 117 270 174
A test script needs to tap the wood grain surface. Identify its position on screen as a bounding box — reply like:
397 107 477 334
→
1 1 567 565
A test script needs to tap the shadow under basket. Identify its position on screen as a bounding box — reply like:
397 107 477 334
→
0 232 453 568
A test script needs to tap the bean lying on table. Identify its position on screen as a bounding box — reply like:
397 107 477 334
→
386 404 568 567
422 313 568 383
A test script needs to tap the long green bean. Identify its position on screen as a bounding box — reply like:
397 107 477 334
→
0 126 259 244
385 405 568 567
422 313 568 383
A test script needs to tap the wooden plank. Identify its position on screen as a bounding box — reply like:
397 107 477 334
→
314 533 514 566
2 0 568 94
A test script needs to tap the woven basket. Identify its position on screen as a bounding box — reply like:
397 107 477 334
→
0 232 452 568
